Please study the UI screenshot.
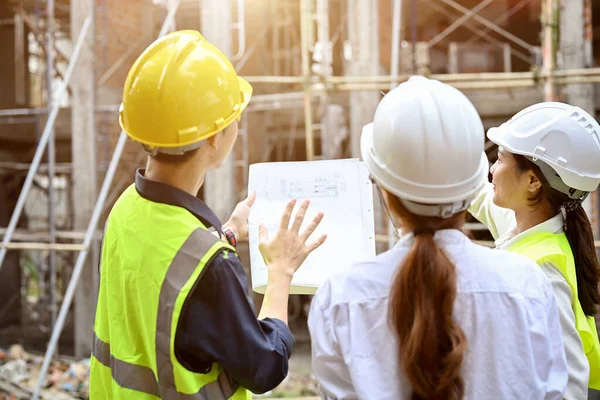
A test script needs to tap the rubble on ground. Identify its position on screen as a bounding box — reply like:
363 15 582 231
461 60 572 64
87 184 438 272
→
269 372 319 398
0 345 89 400
0 343 318 399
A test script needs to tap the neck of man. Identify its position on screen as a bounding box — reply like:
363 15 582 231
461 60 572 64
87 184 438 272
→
514 201 556 235
144 155 209 197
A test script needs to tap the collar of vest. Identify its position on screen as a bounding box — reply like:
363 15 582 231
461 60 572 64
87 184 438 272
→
135 168 223 234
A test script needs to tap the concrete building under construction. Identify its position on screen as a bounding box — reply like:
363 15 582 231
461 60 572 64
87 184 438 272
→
0 0 599 396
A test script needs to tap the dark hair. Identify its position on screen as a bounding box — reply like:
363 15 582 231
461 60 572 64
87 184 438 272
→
514 154 600 317
386 195 467 400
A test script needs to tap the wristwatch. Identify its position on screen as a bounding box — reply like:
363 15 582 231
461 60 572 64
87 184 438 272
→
223 227 237 249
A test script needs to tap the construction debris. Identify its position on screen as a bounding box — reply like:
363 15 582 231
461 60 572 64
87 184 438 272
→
0 342 319 399
0 345 90 400
0 360 28 383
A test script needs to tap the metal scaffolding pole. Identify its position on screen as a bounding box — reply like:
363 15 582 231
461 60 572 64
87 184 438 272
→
46 0 58 332
389 0 403 247
542 0 557 101
316 0 331 157
390 0 403 88
0 104 120 117
0 107 50 116
232 0 246 61
410 0 417 73
31 2 182 397
0 16 92 273
300 0 314 160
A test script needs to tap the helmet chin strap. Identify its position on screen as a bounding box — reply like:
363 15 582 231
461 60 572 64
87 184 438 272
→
374 184 400 241
142 140 205 156
526 156 589 202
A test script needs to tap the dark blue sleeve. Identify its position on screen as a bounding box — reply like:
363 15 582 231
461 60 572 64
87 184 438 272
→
174 249 295 394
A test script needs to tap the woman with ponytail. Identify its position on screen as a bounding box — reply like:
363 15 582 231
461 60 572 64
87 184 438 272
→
308 77 568 400
470 102 600 399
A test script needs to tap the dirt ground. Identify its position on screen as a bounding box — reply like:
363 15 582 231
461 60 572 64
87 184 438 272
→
254 307 319 399
260 342 317 398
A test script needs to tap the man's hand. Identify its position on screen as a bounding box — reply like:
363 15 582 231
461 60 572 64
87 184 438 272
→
258 198 327 280
223 191 257 241
257 198 327 324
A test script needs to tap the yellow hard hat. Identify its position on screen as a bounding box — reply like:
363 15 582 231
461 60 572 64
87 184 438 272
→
119 30 253 154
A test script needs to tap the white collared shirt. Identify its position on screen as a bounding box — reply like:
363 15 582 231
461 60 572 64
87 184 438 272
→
308 229 568 400
470 182 590 399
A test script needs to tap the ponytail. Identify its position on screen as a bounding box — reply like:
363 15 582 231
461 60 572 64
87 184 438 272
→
564 205 600 317
513 154 600 317
387 197 467 400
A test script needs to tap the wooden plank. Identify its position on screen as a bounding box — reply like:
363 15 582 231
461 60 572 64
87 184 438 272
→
0 227 97 241
0 242 86 251
0 379 32 399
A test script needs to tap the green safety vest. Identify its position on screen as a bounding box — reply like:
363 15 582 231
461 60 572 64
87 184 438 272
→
509 232 600 390
89 184 252 399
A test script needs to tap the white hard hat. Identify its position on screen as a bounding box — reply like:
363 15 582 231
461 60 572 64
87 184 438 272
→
487 102 600 199
361 76 488 218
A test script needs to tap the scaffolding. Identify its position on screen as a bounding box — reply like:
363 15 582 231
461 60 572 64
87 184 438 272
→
0 0 599 394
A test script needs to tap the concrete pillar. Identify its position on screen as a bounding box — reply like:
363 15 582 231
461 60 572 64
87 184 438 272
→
71 0 97 357
346 0 379 159
201 0 236 222
559 0 595 220
322 104 346 159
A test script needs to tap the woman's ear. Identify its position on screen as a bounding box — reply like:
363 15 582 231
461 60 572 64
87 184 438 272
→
528 172 542 193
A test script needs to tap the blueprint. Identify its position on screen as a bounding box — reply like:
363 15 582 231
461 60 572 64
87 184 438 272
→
248 158 376 294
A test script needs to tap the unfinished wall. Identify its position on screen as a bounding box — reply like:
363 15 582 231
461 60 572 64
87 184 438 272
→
0 2 30 331
378 0 539 75
0 2 34 161
96 0 162 218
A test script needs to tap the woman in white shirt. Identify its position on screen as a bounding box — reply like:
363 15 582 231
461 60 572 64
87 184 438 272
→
308 76 568 400
469 102 600 399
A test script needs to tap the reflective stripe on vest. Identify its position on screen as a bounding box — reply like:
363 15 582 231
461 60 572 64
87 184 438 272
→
509 231 600 390
155 227 239 399
92 334 237 399
93 333 160 397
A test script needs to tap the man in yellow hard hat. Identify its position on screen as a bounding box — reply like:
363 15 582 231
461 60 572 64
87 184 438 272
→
89 30 327 399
